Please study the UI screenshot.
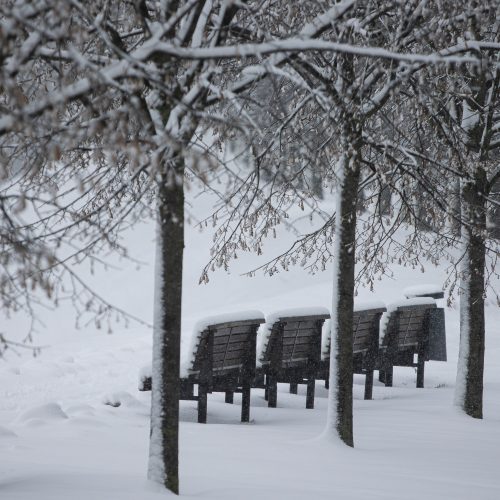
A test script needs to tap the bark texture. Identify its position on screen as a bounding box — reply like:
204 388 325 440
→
332 141 361 447
154 163 185 493
460 171 487 419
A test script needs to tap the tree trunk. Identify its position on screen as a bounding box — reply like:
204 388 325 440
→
148 160 185 493
379 185 391 217
450 176 462 237
327 142 361 447
455 171 486 419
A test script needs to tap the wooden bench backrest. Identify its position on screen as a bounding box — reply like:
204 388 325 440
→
352 308 386 354
322 308 386 358
191 319 264 375
381 303 436 349
262 314 329 370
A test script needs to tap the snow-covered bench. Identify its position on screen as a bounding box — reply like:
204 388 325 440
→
378 298 444 388
254 308 330 409
140 311 265 424
319 302 386 400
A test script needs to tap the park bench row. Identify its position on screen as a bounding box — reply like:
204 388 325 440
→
139 298 446 424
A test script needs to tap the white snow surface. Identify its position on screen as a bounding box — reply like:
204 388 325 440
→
403 283 443 298
2 188 500 499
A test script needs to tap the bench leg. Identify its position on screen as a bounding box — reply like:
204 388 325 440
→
268 376 278 408
139 376 152 392
364 370 374 400
416 357 425 388
306 379 315 409
198 384 208 423
241 386 251 422
180 381 194 399
225 391 234 403
289 382 298 394
384 366 393 387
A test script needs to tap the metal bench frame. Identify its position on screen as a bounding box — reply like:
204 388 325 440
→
255 313 330 409
319 307 386 400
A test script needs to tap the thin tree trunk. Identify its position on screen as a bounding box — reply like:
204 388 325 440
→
450 176 462 237
327 140 361 447
148 161 185 493
379 184 391 217
455 171 486 419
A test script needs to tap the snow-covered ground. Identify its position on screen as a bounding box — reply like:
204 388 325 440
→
1 190 500 499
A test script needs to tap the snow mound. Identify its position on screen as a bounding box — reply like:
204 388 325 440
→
18 402 68 423
0 425 17 438
102 391 143 409
65 404 96 417
257 307 330 366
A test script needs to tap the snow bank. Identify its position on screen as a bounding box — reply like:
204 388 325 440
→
379 297 437 344
102 391 144 409
403 284 443 299
0 425 17 438
17 402 68 423
256 306 330 366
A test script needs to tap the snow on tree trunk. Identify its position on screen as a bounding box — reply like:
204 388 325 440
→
326 144 361 446
454 173 486 419
148 162 185 493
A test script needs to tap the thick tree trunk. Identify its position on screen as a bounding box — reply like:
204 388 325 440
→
148 161 184 493
455 172 486 419
327 144 361 447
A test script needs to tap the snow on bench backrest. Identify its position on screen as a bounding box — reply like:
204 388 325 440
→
186 310 265 376
321 301 386 360
379 298 437 348
403 284 444 300
139 310 265 385
257 307 330 368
